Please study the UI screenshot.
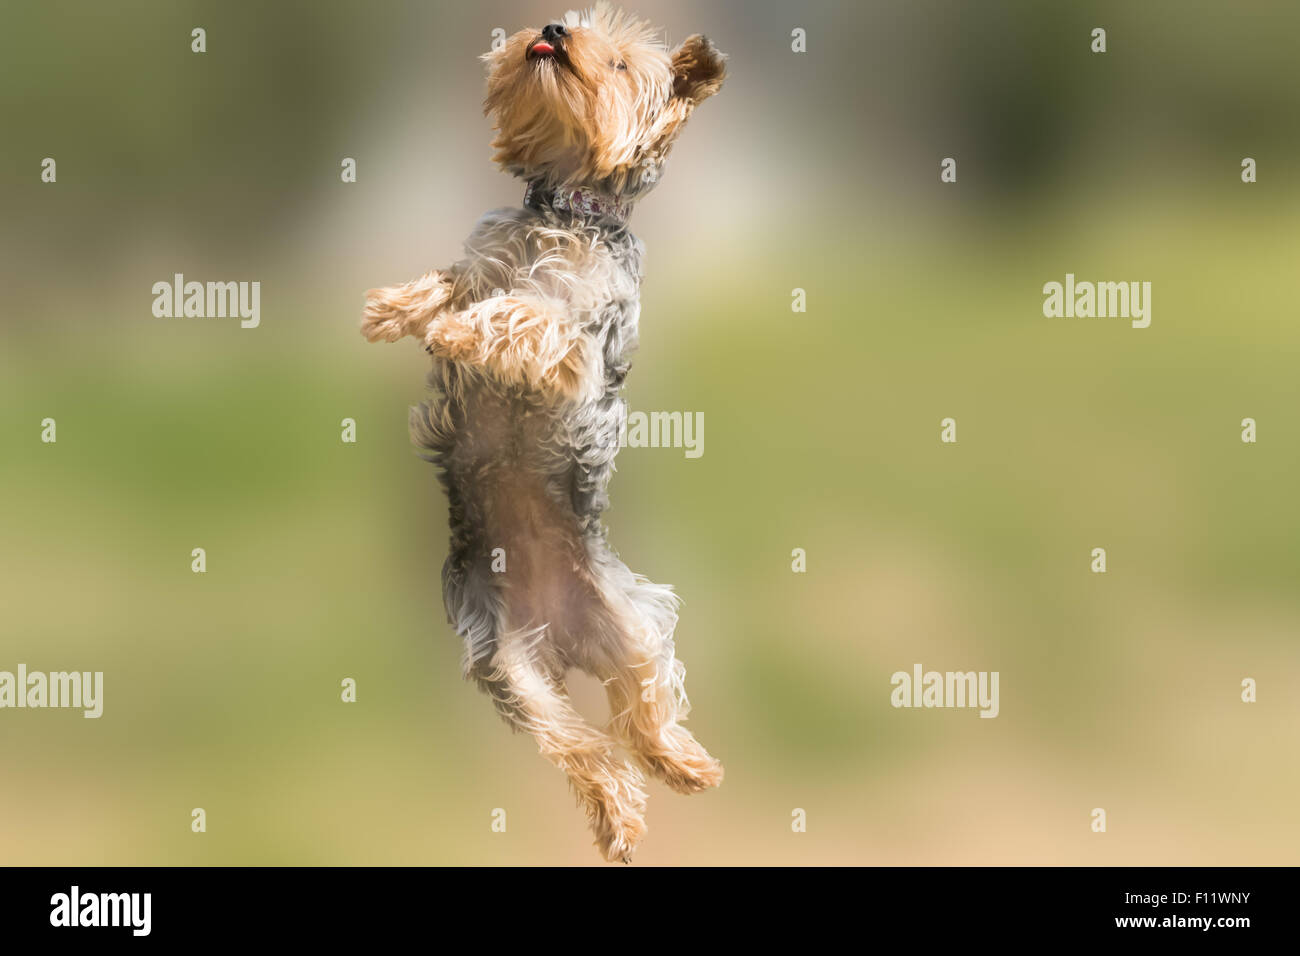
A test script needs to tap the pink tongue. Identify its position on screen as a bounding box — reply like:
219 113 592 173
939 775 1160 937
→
532 41 554 54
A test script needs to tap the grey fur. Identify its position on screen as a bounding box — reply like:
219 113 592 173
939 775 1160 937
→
408 203 686 710
365 8 727 858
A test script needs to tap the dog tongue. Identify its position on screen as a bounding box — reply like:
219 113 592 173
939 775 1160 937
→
532 41 555 54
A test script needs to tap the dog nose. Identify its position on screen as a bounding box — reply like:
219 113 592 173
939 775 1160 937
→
542 23 568 43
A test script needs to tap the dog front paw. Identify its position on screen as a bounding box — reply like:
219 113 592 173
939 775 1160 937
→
361 288 412 343
538 338 597 405
428 296 598 405
424 312 478 360
361 271 454 344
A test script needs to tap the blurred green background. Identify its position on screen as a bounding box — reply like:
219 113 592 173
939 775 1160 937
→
2 0 1298 864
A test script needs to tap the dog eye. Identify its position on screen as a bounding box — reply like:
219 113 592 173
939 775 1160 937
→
615 61 627 71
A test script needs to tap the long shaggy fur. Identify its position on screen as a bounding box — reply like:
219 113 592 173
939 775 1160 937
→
363 2 726 862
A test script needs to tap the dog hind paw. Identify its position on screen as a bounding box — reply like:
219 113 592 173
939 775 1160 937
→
641 729 724 795
583 763 649 863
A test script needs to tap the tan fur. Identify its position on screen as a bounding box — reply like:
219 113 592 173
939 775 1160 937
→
361 270 455 343
425 294 595 403
599 598 725 794
362 2 726 862
482 3 725 193
482 635 649 860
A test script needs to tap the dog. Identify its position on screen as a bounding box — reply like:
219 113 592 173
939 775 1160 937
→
360 3 725 862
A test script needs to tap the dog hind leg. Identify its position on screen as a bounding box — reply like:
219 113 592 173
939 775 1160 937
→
473 624 649 862
587 555 724 795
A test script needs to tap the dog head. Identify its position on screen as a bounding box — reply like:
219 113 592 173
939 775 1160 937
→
482 1 726 198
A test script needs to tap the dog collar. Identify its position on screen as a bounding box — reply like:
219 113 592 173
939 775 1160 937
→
524 179 631 226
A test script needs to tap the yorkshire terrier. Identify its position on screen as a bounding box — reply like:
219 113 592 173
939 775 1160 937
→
360 2 726 862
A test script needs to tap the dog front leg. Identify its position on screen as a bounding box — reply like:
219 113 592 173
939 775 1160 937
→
425 293 595 403
361 269 456 343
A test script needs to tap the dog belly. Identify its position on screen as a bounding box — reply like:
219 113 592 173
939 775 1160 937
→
483 472 597 645
439 389 601 652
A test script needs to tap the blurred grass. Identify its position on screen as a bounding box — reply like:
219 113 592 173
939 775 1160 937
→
3 195 1298 863
3 0 1300 865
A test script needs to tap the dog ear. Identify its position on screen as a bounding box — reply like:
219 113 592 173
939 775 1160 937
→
670 34 727 105
616 36 725 193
